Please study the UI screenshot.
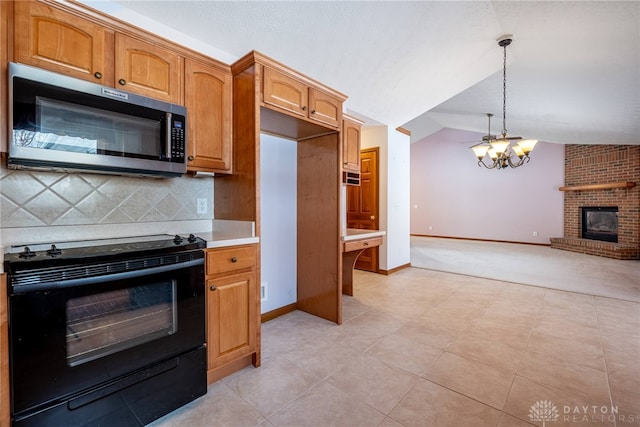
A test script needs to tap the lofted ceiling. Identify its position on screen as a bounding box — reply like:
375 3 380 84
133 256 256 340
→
103 0 639 145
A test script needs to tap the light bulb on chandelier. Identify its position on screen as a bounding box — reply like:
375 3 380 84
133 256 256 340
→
471 35 538 169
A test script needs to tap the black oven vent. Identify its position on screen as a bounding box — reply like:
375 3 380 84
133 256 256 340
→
9 251 202 289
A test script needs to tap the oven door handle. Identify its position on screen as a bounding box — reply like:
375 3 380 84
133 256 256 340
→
11 258 204 294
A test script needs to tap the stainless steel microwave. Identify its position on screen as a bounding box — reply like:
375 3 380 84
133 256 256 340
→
8 62 187 178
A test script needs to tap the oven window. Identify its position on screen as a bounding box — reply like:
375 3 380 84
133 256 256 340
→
66 281 177 367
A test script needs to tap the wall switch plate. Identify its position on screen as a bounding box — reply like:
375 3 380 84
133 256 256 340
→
533 231 539 237
261 282 268 301
196 198 207 214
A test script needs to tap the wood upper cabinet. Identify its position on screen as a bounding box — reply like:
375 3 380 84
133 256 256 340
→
185 59 232 173
14 1 113 85
262 65 341 128
309 88 341 128
205 245 258 374
263 66 308 118
115 34 182 104
14 2 183 104
343 115 362 173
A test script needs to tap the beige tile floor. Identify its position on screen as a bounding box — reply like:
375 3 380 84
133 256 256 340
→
150 267 640 427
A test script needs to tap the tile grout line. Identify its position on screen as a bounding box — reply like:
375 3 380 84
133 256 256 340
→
592 296 618 427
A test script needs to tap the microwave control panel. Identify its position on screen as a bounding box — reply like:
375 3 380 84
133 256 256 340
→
171 119 186 161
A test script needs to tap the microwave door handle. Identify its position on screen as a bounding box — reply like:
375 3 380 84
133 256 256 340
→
166 112 172 159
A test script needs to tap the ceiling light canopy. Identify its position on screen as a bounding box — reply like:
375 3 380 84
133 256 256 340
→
471 35 538 169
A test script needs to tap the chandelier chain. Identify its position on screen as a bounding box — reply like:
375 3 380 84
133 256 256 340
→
469 34 538 170
502 42 507 138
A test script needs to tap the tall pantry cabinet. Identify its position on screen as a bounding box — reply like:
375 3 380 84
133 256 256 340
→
215 51 350 325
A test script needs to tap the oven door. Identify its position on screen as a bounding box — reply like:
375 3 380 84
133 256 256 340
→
8 255 205 419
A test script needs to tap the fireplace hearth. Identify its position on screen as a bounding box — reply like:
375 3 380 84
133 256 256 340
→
581 206 618 243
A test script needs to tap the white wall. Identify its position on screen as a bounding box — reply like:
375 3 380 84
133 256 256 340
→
410 128 564 244
387 129 411 269
361 126 411 271
259 134 297 313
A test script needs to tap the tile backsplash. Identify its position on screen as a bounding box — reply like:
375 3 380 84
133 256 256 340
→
0 166 213 228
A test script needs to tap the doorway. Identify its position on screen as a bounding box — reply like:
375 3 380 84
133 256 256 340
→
346 147 380 272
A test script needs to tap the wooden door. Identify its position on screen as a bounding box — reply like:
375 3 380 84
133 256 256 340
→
185 59 232 173
14 1 112 85
115 33 182 104
206 271 257 369
346 147 379 272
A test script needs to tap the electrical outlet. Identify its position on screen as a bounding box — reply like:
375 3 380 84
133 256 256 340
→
196 198 207 214
533 231 539 237
261 282 268 301
428 225 433 231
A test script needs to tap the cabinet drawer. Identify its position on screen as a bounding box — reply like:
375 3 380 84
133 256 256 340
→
207 245 256 275
343 237 383 253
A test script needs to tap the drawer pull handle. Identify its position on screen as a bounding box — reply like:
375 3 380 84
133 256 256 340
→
210 285 217 291
231 257 238 263
364 242 369 246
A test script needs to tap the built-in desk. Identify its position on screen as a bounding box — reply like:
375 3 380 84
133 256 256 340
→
342 229 386 296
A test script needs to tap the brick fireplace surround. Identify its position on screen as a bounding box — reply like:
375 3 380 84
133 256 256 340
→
550 145 640 260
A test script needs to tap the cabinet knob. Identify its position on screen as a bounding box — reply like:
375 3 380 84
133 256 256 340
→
118 78 127 86
302 106 307 111
231 257 238 263
209 285 217 291
188 155 194 161
370 215 375 220
311 110 316 115
94 72 103 79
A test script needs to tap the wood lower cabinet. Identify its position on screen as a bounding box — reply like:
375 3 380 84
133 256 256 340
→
205 245 259 382
262 65 342 129
185 59 233 173
14 0 113 85
115 33 182 104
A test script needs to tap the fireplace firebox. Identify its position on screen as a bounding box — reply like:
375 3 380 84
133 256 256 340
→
581 206 618 243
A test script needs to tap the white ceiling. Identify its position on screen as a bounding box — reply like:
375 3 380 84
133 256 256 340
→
108 0 639 145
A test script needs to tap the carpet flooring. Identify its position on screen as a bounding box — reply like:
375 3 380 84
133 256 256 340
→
410 236 640 302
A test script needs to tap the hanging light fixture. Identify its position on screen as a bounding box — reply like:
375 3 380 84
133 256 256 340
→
471 35 537 169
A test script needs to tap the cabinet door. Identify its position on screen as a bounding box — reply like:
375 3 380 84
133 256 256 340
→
309 88 341 128
343 118 361 172
115 33 182 104
185 59 232 173
14 1 112 85
262 66 308 118
207 271 257 369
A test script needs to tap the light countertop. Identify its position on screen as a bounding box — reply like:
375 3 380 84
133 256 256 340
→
199 231 259 248
342 228 386 241
201 219 259 248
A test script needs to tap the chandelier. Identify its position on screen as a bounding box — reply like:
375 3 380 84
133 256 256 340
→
471 35 537 169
